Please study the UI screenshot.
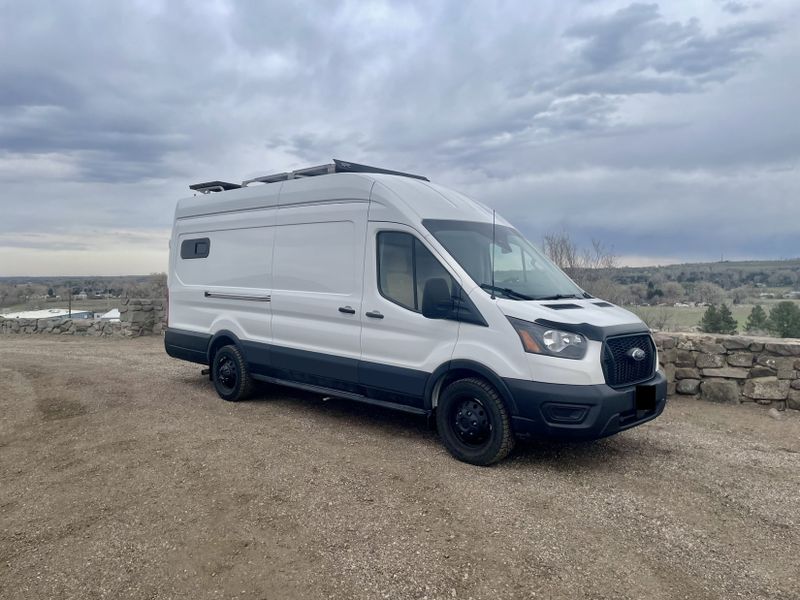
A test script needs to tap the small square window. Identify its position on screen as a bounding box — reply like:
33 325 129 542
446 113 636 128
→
181 237 211 259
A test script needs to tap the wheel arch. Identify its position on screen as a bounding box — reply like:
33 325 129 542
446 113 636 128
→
424 359 518 415
207 329 243 364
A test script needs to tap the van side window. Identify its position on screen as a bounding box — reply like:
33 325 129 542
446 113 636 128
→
377 232 455 313
180 237 210 259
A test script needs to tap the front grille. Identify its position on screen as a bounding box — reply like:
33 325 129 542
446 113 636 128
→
602 333 656 388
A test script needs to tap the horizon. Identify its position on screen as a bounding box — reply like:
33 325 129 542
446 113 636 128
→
3 256 800 281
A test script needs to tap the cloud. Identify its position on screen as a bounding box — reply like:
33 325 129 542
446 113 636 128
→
0 0 798 275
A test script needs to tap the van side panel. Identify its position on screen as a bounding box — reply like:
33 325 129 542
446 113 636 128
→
169 203 277 347
268 183 370 391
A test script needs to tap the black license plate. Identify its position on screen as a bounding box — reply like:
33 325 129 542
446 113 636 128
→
635 385 657 411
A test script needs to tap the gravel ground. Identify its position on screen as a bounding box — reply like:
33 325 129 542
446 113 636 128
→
1 336 799 600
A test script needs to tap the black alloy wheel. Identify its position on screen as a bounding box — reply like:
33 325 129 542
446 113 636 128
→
436 377 514 466
212 344 253 402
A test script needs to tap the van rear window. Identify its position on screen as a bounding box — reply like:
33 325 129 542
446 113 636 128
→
180 238 211 259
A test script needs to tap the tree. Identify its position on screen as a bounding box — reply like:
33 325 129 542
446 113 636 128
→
767 301 800 338
699 305 720 333
717 303 738 335
661 281 685 304
689 281 725 305
542 230 619 302
745 305 769 333
633 306 674 331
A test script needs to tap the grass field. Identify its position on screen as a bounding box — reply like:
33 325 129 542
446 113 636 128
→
628 299 800 332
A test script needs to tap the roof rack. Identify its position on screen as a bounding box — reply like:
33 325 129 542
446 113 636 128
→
241 158 429 186
189 180 242 194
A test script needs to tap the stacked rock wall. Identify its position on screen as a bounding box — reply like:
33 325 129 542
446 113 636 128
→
0 298 166 338
655 333 800 411
118 298 166 336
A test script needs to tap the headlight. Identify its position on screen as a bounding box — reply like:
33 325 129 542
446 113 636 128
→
507 317 587 360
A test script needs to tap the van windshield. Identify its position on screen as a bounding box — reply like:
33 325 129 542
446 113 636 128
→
422 219 586 301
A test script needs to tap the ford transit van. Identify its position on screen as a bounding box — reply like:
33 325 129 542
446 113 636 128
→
165 160 666 465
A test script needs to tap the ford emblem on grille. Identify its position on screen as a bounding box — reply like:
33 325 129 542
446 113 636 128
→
627 347 646 362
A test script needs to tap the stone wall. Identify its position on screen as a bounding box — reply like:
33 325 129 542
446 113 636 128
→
0 298 166 337
655 332 800 411
118 298 166 336
3 306 799 412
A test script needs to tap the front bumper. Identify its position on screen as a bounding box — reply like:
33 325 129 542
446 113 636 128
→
505 371 667 440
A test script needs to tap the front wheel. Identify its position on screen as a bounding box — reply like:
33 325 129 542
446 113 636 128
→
436 378 515 466
212 345 254 402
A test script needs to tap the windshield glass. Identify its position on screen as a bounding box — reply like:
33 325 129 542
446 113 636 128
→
423 219 585 301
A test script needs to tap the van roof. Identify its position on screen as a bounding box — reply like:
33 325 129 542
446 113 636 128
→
176 169 506 228
189 159 427 193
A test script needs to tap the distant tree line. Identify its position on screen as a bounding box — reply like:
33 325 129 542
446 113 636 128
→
700 302 800 338
0 273 167 311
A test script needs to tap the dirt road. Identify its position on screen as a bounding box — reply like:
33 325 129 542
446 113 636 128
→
1 336 799 600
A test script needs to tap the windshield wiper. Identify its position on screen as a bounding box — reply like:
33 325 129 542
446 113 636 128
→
480 284 535 301
533 294 581 300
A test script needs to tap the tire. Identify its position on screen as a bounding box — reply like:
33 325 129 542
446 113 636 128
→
436 377 515 466
211 344 254 402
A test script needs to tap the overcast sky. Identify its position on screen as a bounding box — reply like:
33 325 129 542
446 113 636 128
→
1 0 798 276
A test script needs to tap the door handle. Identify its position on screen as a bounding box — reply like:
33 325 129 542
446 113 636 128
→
365 311 384 319
338 306 356 314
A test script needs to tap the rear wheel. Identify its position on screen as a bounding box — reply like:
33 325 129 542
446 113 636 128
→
212 344 253 402
436 377 514 466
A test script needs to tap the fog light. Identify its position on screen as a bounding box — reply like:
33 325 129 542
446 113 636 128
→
543 403 589 424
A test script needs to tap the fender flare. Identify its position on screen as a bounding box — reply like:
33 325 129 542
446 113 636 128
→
207 329 243 363
424 359 519 415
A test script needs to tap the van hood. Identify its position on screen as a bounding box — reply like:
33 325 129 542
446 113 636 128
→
496 298 647 333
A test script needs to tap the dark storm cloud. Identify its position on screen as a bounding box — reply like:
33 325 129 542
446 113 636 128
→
0 0 798 274
564 4 775 90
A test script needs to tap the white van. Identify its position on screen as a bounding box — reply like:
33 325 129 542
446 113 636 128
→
166 160 666 465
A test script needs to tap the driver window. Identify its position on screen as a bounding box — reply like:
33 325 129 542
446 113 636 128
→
377 231 455 313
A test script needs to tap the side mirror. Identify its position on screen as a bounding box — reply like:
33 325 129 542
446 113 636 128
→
421 278 454 319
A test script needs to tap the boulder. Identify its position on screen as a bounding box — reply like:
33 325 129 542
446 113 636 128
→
791 379 800 390
696 353 725 369
698 341 726 355
654 333 675 349
722 337 751 351
750 366 775 378
768 407 784 420
726 353 753 367
675 350 696 367
700 380 740 404
756 356 796 371
675 367 700 380
659 348 677 365
676 379 701 395
701 367 748 379
130 311 152 324
788 390 800 411
742 377 790 401
749 342 764 353
764 342 800 357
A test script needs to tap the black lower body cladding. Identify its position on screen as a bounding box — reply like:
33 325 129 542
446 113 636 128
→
164 328 210 364
165 327 667 441
506 371 667 439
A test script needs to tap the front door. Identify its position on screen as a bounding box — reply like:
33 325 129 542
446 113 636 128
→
359 222 461 407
